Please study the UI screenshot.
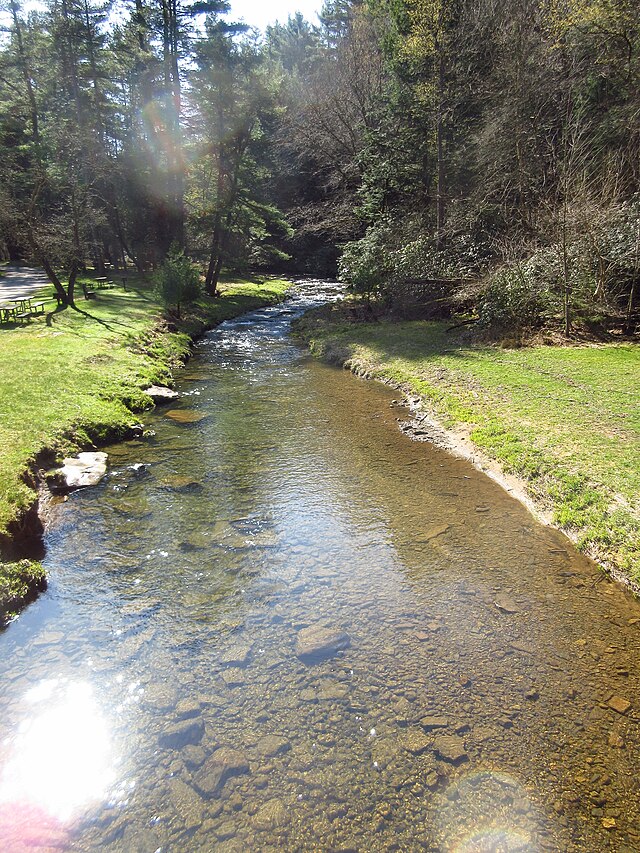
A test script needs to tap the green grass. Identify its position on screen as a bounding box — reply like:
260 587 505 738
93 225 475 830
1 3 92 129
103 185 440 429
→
0 274 289 539
0 560 46 626
295 304 640 582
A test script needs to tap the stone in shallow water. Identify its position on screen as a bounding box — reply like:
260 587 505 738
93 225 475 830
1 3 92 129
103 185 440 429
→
46 452 108 493
165 409 208 424
420 715 449 731
158 717 204 750
167 778 205 829
144 385 179 403
143 683 179 711
256 735 291 758
317 681 349 701
220 644 252 667
195 747 250 795
295 626 351 663
434 734 468 764
221 668 245 687
175 698 202 720
494 593 520 614
253 798 289 831
402 728 432 755
159 475 203 493
608 696 631 714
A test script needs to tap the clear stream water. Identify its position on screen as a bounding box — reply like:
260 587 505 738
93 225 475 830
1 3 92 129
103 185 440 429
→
0 281 638 852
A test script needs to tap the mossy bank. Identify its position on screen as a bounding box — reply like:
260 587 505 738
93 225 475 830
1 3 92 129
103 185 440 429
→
0 276 290 625
294 303 640 588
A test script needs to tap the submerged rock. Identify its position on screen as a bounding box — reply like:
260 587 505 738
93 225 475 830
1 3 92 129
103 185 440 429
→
46 452 108 493
144 385 179 404
256 735 291 758
167 778 205 829
159 475 203 493
401 728 432 755
434 734 467 764
164 409 207 424
295 625 351 663
220 644 252 667
494 593 520 614
608 696 631 714
158 717 204 750
195 747 249 795
253 798 289 831
420 715 449 731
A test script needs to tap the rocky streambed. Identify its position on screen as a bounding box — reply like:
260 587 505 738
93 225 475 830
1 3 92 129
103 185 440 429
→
0 282 638 852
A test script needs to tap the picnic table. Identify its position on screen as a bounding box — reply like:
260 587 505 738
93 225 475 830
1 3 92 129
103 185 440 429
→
0 302 17 322
0 297 47 323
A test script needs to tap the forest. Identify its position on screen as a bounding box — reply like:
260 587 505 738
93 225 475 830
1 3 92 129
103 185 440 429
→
0 0 639 336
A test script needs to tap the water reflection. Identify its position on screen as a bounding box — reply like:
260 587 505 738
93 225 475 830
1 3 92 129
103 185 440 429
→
0 679 115 846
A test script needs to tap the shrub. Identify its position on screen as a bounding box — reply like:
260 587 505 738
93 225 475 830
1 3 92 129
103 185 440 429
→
478 254 561 332
154 247 202 317
338 227 393 301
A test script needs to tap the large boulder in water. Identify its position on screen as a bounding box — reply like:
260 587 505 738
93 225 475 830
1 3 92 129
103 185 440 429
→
295 625 351 664
46 452 108 494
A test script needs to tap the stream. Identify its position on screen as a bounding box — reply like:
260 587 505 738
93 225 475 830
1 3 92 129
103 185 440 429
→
0 281 639 852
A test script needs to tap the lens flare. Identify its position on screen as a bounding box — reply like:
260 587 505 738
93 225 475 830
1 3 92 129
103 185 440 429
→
0 678 115 847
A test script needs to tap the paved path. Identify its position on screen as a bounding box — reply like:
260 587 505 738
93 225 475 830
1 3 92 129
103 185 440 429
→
0 266 50 301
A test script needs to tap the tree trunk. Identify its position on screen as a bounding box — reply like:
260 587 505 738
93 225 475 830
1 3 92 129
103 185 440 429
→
40 255 69 305
205 212 222 295
436 47 445 249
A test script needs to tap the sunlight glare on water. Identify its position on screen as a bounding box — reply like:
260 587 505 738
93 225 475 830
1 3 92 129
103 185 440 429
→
0 679 115 826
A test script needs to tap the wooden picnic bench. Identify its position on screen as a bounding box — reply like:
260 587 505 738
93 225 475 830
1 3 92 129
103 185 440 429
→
5 298 48 323
0 303 17 322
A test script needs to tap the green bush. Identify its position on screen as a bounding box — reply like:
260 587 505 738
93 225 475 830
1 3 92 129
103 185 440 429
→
154 247 202 316
338 227 393 301
478 254 561 332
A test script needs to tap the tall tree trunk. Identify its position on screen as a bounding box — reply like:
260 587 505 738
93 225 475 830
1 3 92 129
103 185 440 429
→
435 40 446 249
205 211 222 295
40 255 69 305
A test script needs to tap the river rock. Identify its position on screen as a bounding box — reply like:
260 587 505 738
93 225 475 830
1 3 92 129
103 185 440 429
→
295 626 351 663
195 747 249 795
494 593 520 614
434 734 467 764
418 524 451 542
402 728 432 755
142 682 178 712
175 698 202 720
165 409 208 424
420 715 449 731
220 644 252 667
253 798 289 831
46 452 108 493
256 735 291 758
144 385 179 403
159 475 203 493
608 696 631 714
167 778 205 830
158 717 204 750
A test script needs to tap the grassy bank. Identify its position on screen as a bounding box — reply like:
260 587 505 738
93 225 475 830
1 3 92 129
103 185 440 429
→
295 304 640 584
0 274 290 623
